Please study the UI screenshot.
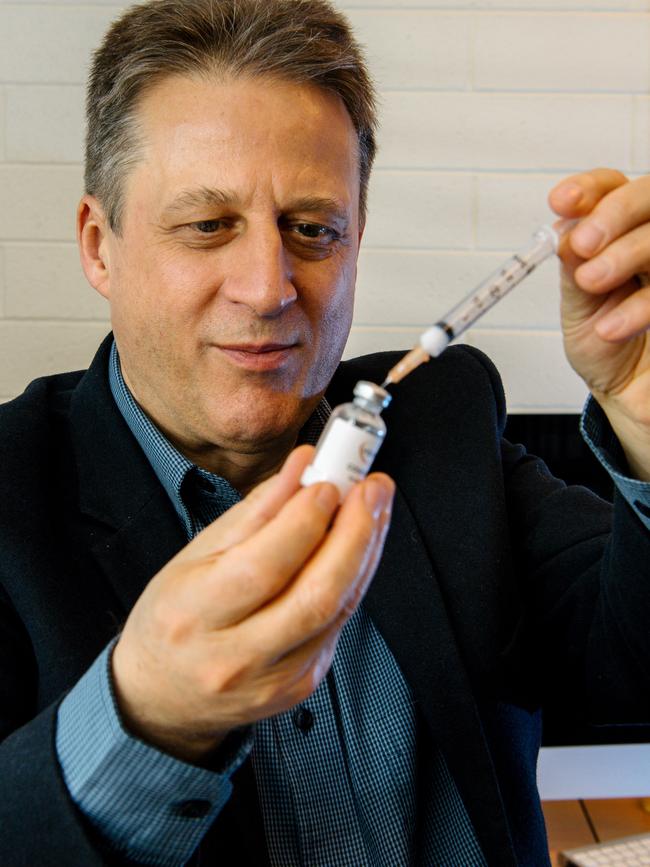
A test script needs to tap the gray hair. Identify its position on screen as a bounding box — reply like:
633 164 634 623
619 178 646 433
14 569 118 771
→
85 0 378 233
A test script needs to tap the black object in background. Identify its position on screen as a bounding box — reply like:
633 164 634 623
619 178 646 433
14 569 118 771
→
504 414 648 748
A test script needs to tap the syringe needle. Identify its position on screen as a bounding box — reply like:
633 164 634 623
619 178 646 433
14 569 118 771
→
382 345 430 387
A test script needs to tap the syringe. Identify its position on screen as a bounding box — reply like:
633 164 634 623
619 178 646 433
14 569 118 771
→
382 220 576 387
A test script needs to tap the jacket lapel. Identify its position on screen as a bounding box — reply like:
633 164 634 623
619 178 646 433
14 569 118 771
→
364 487 517 866
68 336 269 865
68 335 187 615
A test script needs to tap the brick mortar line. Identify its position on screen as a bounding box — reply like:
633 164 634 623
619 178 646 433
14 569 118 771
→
341 4 644 9
0 319 109 326
0 85 645 94
1 4 125 11
0 164 635 173
360 246 545 253
350 324 563 333
3 2 645 6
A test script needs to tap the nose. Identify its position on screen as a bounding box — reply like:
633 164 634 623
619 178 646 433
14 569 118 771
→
222 222 297 317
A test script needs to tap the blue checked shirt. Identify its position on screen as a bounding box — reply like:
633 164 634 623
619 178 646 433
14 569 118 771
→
56 342 650 866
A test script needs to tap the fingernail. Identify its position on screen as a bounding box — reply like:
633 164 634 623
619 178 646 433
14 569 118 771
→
597 310 626 339
573 222 606 254
555 183 582 206
364 479 390 519
579 257 612 285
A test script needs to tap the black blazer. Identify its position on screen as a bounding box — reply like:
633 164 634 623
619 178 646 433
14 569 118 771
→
0 335 647 866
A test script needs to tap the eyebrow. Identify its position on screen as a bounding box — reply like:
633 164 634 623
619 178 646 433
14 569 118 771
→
161 186 237 218
161 187 350 226
286 196 350 225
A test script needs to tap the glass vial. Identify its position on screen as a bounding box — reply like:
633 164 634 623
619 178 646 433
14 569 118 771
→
301 380 392 499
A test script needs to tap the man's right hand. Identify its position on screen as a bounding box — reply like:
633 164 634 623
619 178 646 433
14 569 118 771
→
111 445 395 764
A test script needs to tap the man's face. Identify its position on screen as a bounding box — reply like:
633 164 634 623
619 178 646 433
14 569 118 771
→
96 74 362 459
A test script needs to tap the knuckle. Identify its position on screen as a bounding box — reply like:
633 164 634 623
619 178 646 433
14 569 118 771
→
302 648 337 696
301 584 342 628
252 680 288 715
340 586 364 620
297 672 322 702
222 548 284 600
195 647 257 698
150 596 193 647
226 552 262 595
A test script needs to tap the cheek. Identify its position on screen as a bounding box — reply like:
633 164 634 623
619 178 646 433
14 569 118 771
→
318 254 356 329
303 255 356 374
319 282 354 339
118 249 214 327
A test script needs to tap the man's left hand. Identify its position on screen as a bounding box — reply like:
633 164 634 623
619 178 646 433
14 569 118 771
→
550 168 650 481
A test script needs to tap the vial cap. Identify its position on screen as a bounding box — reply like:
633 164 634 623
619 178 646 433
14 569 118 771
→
353 380 392 411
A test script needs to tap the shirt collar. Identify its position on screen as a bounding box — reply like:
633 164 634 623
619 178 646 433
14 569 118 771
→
108 340 331 536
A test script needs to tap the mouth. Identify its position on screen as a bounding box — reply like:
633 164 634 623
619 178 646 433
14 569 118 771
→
215 342 299 371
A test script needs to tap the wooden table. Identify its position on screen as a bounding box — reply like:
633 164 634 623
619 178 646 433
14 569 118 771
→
543 798 650 865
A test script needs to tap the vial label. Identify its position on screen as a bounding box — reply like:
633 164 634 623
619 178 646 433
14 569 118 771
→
301 418 382 498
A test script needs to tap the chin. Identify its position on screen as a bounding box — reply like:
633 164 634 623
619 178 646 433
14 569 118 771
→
204 393 309 449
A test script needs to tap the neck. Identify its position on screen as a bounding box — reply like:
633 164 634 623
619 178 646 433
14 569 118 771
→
169 430 299 495
117 358 318 496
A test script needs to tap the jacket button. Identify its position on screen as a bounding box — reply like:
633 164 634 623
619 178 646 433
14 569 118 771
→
293 706 314 733
172 799 212 819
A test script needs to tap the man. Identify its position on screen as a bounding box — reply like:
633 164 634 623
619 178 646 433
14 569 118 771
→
0 0 649 864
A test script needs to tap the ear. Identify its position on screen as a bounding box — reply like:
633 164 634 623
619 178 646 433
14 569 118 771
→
77 195 112 300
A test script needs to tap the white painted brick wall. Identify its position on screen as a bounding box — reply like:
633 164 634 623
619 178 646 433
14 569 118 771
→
4 244 108 320
5 86 85 163
0 6 120 83
474 13 650 93
2 0 649 410
634 96 650 171
0 165 83 241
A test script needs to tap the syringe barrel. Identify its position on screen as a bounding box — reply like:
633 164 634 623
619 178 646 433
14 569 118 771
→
434 223 564 343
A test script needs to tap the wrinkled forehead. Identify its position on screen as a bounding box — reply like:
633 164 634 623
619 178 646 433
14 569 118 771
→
123 72 362 217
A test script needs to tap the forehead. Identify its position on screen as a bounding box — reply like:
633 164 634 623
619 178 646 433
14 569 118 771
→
127 73 361 214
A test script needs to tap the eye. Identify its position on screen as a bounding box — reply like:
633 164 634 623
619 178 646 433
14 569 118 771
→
296 223 330 239
192 219 224 234
291 222 341 244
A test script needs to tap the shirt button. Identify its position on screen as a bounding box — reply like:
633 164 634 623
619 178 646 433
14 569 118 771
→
172 799 212 819
293 706 314 734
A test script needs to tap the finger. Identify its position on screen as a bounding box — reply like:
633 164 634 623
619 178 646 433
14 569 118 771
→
211 615 346 727
257 619 345 714
595 283 650 343
241 473 395 659
558 259 621 333
549 168 628 220
186 445 316 559
201 479 340 627
326 493 393 623
569 175 650 260
573 223 650 295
